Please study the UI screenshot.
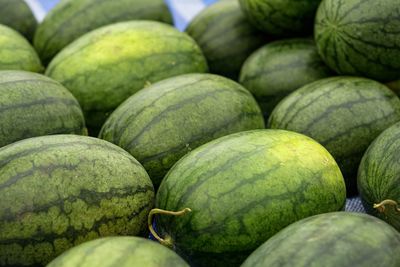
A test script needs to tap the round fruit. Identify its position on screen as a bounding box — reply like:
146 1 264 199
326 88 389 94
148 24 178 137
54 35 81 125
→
155 129 346 267
0 70 86 148
45 21 208 133
358 122 400 231
100 73 264 187
315 0 400 82
239 38 332 118
241 212 400 267
47 236 189 267
239 0 321 36
268 77 400 196
0 24 43 72
0 135 154 266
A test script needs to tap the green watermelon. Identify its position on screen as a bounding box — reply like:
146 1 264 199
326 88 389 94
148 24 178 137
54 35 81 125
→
239 0 321 36
47 236 189 267
239 38 332 119
45 21 208 134
100 73 264 188
358 122 400 231
0 135 154 267
268 77 400 196
315 0 400 82
155 129 346 267
0 0 37 42
34 0 173 65
241 212 400 267
185 0 268 80
0 24 43 72
0 70 86 148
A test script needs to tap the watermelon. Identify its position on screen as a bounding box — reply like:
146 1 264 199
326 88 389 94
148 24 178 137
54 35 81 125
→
0 135 154 267
100 74 264 188
268 77 400 196
45 21 208 134
34 0 173 65
47 236 189 267
0 70 86 148
315 0 400 82
155 129 346 267
241 212 400 267
185 0 268 80
239 0 321 36
0 24 43 73
239 38 332 119
358 122 400 231
0 0 37 42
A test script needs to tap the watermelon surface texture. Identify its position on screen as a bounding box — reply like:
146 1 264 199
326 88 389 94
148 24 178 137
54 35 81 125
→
239 0 321 36
358 122 400 231
0 70 86 148
0 135 154 267
0 0 37 42
239 38 332 119
186 0 267 80
155 129 346 267
47 236 189 267
0 24 43 73
34 0 173 65
45 21 208 134
315 0 400 82
268 77 400 196
100 73 264 188
241 212 400 267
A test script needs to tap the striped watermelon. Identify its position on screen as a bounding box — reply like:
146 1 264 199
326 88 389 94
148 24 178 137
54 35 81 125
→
155 129 346 266
186 0 268 80
34 0 173 65
0 135 154 267
45 21 208 134
47 237 189 267
0 70 86 148
0 0 37 42
239 0 321 36
268 77 400 196
100 74 265 187
358 122 400 231
241 212 400 267
315 0 400 82
0 24 43 72
239 38 332 119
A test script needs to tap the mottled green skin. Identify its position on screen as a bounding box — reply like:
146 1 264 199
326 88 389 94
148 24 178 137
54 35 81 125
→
268 77 400 196
0 25 43 73
0 70 86 148
156 129 346 267
239 38 332 119
47 236 189 267
34 0 173 65
315 0 400 82
358 122 400 231
239 0 321 36
241 212 400 267
186 0 268 80
100 74 264 188
46 21 208 133
0 135 154 267
0 0 37 42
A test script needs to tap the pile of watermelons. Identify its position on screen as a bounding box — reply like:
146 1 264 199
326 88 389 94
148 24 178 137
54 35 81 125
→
0 0 399 266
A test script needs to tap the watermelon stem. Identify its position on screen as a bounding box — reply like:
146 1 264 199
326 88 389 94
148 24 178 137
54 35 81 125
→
148 208 192 247
373 199 400 213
